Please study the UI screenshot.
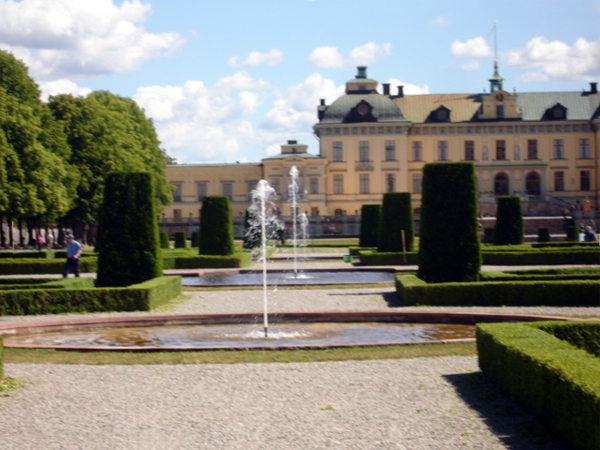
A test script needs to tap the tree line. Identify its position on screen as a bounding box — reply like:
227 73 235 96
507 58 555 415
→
0 50 174 247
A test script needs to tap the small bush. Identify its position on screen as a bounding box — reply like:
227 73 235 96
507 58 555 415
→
200 196 235 256
378 193 413 252
493 196 524 245
359 204 381 248
418 163 481 283
566 226 580 242
537 227 551 243
174 231 187 249
191 231 200 247
159 232 170 249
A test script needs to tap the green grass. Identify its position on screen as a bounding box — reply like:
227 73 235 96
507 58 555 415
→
2 342 476 365
0 377 24 395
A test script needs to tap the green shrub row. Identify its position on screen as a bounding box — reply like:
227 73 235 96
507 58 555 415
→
0 251 56 259
349 246 376 256
538 321 600 357
477 321 600 450
0 276 181 315
532 241 598 248
396 274 599 306
0 278 57 285
359 249 599 266
162 253 249 269
480 270 600 282
0 258 99 275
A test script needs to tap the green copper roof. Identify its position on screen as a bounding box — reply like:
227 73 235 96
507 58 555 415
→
320 93 407 124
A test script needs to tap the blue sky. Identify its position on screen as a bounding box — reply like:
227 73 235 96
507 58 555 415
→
1 0 599 164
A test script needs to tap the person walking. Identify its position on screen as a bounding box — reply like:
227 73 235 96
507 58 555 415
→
63 234 82 278
584 226 597 242
36 234 43 251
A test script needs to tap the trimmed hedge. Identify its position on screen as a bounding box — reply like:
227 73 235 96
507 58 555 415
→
538 321 600 357
493 196 524 245
174 231 187 249
0 275 181 315
359 249 599 266
191 231 200 248
0 251 55 259
0 258 98 275
378 193 413 252
359 204 381 248
537 227 551 243
532 241 598 248
566 226 580 242
349 246 377 256
396 274 599 306
96 172 163 287
200 196 235 256
418 163 481 282
162 253 249 269
477 321 600 450
159 232 170 249
0 335 3 379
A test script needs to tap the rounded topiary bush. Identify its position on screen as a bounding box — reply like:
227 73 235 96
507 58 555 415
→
159 232 170 249
199 196 234 256
538 227 551 243
359 204 381 248
418 162 481 283
377 193 413 252
174 231 187 248
493 196 524 245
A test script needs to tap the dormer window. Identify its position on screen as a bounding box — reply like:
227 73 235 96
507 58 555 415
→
547 103 567 120
431 106 450 123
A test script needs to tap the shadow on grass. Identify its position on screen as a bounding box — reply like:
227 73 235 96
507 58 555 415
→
443 371 573 450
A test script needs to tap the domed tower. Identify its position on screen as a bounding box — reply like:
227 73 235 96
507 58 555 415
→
313 67 411 217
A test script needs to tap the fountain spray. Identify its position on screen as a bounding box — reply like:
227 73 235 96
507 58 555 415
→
250 179 275 338
289 166 299 277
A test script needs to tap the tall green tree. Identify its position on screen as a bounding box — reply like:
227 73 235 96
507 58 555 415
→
48 91 173 238
0 50 75 244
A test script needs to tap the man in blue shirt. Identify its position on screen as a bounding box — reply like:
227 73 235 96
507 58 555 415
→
63 234 83 278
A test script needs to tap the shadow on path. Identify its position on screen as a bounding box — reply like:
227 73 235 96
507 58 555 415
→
444 371 573 450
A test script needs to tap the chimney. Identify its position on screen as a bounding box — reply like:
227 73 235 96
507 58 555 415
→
591 82 598 94
397 85 404 98
382 83 390 96
320 98 326 106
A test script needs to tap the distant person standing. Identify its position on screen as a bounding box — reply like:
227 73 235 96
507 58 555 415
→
584 226 597 242
63 234 82 277
36 234 43 251
47 232 54 249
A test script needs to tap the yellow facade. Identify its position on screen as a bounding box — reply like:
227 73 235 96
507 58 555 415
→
163 66 599 231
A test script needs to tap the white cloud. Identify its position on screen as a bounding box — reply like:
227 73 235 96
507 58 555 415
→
384 78 430 95
308 42 392 69
0 0 184 80
228 49 284 67
451 37 492 58
38 79 92 101
507 37 600 81
261 73 343 134
432 16 450 26
133 73 275 163
308 46 345 69
461 61 481 71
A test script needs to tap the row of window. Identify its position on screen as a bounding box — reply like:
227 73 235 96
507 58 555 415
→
174 169 592 204
330 139 591 163
412 138 590 162
333 141 397 162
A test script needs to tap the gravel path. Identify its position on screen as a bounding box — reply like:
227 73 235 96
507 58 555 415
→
1 261 596 449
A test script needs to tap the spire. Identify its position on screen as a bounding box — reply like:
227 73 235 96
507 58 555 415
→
488 22 503 92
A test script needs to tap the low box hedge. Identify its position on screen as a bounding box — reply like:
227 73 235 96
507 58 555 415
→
349 246 376 256
163 253 249 269
360 248 599 266
0 258 98 275
396 274 599 307
532 241 598 248
0 275 181 315
477 321 600 450
480 268 600 282
0 251 55 259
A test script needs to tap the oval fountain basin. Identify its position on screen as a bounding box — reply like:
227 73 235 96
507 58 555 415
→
181 269 395 286
3 322 474 349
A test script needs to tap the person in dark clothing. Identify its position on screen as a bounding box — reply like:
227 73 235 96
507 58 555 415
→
63 234 82 277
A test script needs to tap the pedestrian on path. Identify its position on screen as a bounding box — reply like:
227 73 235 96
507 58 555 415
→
63 234 82 277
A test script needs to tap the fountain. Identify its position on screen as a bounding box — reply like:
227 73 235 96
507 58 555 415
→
288 166 300 276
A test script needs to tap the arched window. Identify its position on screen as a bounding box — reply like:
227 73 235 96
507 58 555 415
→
494 173 509 196
334 208 344 218
525 172 540 196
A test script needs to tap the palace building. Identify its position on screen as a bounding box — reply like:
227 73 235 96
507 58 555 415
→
163 66 600 235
